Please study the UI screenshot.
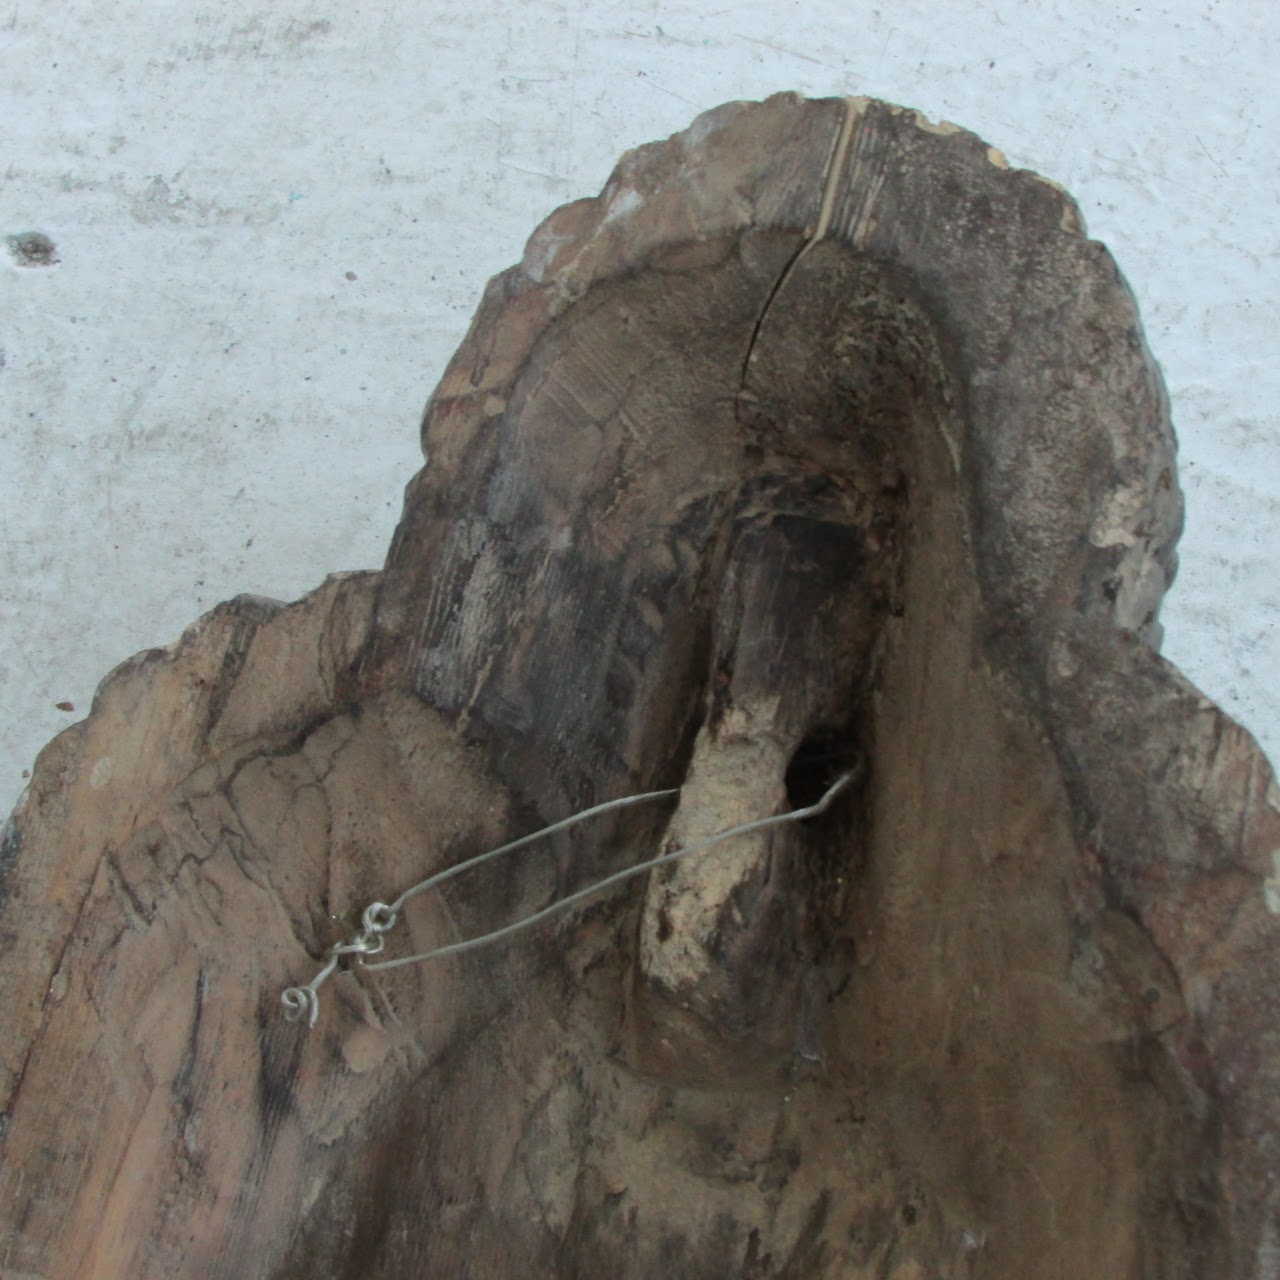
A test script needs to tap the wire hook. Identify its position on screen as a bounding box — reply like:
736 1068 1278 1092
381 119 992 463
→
281 771 852 1028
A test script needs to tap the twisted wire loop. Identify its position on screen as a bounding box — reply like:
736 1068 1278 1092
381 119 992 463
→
281 927 390 1027
280 771 852 1028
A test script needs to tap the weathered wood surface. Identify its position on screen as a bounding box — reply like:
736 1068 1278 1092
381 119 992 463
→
2 94 1278 1278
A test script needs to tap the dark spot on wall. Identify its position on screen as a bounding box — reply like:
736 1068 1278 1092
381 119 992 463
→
7 232 58 266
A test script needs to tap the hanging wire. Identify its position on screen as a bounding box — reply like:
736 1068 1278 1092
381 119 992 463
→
281 770 852 1027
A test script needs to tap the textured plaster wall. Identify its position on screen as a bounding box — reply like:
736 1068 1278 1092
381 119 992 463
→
2 0 1277 819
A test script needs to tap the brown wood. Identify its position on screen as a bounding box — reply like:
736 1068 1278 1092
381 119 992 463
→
2 94 1278 1278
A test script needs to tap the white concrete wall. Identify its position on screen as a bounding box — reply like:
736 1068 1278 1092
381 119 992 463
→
3 0 1276 818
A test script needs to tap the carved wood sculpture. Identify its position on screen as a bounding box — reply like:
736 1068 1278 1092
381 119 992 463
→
2 94 1278 1279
